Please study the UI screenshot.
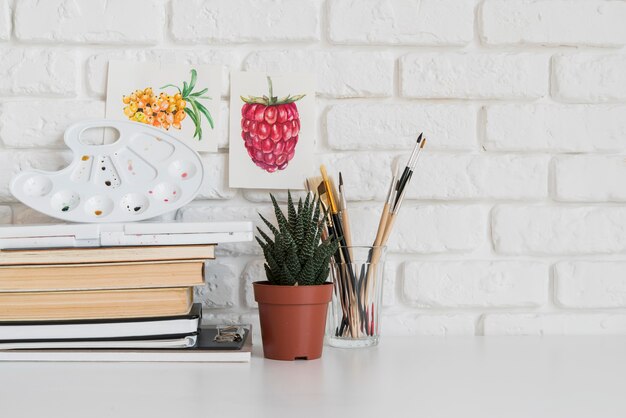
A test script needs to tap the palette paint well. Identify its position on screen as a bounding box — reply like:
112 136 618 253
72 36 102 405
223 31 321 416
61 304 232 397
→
10 120 204 223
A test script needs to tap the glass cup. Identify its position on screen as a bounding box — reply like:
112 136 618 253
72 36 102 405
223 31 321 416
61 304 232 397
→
326 245 387 348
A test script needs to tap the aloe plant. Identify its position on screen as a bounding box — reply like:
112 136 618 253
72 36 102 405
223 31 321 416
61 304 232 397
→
256 191 338 286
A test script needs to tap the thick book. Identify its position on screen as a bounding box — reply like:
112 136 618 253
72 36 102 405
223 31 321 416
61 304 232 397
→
0 304 202 341
0 259 205 292
0 245 215 266
0 326 252 362
0 287 193 321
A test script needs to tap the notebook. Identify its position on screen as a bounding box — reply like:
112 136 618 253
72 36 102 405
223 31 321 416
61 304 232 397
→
0 335 197 350
0 326 252 362
0 304 202 341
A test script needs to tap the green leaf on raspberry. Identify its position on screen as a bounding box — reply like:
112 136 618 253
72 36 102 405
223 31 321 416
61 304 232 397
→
240 76 305 106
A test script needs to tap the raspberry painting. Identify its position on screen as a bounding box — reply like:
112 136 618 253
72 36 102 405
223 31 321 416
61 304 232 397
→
122 69 214 141
240 77 305 173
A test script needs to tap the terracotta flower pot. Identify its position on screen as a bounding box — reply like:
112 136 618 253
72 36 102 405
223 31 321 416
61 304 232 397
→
253 281 333 361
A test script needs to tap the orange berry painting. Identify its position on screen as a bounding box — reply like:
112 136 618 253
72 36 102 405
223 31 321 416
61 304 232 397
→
122 70 213 140
106 62 221 152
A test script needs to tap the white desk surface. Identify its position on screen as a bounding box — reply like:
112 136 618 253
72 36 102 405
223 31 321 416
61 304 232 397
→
0 337 625 418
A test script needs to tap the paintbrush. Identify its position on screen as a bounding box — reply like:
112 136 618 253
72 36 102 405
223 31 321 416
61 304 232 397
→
394 133 423 208
338 172 353 252
306 176 330 240
320 165 363 337
311 171 358 337
373 163 399 249
382 138 427 246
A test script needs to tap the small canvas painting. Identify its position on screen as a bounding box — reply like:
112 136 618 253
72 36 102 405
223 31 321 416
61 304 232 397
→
229 71 315 189
106 61 221 152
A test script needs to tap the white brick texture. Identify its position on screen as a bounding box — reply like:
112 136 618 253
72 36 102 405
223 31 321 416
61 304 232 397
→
493 206 626 255
403 261 548 308
350 205 488 254
329 0 474 46
245 50 394 98
85 50 239 98
0 101 104 148
0 0 10 40
403 154 549 200
14 0 165 44
195 154 237 200
484 104 626 152
326 104 476 151
171 0 320 43
553 54 626 102
0 0 625 336
481 0 626 47
195 262 238 308
0 49 76 96
555 262 626 308
554 156 626 202
401 53 549 99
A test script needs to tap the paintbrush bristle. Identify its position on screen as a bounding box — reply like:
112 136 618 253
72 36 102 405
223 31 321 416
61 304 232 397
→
319 165 338 213
306 176 323 195
416 132 423 143
339 172 344 187
320 164 329 180
420 138 426 149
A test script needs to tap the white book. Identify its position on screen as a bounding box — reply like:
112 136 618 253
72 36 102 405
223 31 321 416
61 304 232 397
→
0 304 201 341
0 335 197 350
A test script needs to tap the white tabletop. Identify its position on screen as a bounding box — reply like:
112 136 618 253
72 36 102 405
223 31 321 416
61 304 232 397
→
0 337 625 418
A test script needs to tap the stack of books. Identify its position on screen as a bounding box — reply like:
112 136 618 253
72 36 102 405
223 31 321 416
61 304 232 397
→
0 222 254 362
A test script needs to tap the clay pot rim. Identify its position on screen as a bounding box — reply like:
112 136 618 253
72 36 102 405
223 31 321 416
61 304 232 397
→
252 281 332 287
253 281 333 305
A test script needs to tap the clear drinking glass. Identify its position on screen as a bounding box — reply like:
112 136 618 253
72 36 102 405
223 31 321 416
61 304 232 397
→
326 246 387 348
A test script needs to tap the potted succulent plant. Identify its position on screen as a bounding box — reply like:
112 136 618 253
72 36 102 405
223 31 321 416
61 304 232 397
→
254 192 338 361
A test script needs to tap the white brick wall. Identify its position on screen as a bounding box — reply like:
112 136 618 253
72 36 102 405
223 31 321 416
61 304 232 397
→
1 0 626 336
481 0 626 47
14 0 165 44
401 53 549 99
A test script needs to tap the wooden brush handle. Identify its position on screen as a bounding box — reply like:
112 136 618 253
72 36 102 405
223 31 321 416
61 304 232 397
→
342 210 352 247
380 213 397 248
373 203 390 247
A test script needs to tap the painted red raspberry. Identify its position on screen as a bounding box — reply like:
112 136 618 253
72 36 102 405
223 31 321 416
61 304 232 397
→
240 77 304 173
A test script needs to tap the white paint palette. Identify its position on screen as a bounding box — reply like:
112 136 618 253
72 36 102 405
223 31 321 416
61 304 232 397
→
10 120 204 223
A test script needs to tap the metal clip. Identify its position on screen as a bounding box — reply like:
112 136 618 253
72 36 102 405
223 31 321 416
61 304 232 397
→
214 325 243 343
